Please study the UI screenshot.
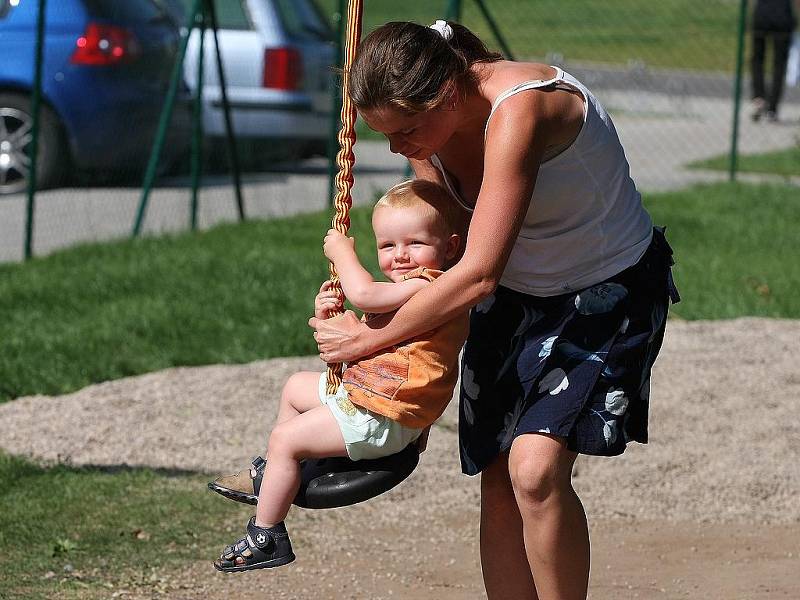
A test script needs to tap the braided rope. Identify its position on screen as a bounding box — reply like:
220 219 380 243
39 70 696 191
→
326 0 363 395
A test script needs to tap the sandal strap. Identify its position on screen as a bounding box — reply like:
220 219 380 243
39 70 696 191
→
246 517 287 551
250 456 266 495
250 456 266 474
222 538 247 559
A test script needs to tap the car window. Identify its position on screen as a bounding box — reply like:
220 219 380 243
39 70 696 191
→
274 0 333 42
176 0 252 30
81 0 170 23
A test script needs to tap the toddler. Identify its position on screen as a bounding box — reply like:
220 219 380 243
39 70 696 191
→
211 179 468 572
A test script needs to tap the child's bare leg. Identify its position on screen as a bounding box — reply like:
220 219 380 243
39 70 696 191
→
263 371 323 457
256 404 347 527
276 372 324 425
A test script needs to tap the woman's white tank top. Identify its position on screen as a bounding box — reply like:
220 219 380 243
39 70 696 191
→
430 67 653 297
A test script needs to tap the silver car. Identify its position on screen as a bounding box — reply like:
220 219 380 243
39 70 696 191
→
182 0 335 158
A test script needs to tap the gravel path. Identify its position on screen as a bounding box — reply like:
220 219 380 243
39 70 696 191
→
1 317 799 598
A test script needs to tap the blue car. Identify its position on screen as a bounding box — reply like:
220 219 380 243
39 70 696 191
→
0 0 191 194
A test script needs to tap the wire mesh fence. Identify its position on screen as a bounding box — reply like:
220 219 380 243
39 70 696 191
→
2 0 798 263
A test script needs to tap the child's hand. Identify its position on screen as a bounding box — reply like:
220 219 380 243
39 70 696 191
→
314 280 343 319
323 229 355 262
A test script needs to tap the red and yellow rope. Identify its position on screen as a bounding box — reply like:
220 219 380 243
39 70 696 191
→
326 0 363 395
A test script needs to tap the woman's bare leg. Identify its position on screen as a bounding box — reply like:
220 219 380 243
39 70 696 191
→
256 404 347 527
480 452 539 599
509 433 589 600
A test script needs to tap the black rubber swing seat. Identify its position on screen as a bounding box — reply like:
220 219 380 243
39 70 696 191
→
208 444 420 510
296 443 420 508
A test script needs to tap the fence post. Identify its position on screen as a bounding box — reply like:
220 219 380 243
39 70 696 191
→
134 0 202 237
327 0 346 208
473 0 515 60
729 0 748 182
190 9 207 230
445 0 462 21
25 0 47 260
206 0 245 221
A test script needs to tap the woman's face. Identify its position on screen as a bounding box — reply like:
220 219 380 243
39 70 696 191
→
360 105 456 160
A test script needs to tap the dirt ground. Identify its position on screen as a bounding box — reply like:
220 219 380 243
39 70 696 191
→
1 317 799 599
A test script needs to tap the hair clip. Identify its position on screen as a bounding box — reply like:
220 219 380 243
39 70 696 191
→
429 20 454 41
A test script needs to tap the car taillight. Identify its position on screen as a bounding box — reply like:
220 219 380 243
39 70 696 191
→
263 47 302 90
71 23 139 66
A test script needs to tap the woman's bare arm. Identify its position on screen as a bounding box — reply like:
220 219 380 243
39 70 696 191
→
311 91 567 362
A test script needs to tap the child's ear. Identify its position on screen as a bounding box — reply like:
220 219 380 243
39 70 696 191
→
445 233 461 260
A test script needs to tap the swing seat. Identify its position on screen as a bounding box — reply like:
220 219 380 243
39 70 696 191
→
295 443 419 508
208 444 420 509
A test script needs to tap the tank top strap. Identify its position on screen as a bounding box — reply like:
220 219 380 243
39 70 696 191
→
485 66 565 134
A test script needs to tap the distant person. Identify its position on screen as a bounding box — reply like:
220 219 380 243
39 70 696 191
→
209 180 468 572
751 0 799 121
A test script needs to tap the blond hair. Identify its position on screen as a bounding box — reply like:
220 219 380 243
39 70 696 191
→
374 179 464 236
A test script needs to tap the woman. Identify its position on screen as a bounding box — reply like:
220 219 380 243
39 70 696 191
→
310 20 679 600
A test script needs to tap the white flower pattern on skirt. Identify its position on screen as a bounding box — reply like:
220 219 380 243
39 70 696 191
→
539 368 569 395
474 294 496 314
604 388 629 415
457 228 679 475
539 336 558 359
461 365 480 400
574 283 628 315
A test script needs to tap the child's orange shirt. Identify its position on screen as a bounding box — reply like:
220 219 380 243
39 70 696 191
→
342 267 470 429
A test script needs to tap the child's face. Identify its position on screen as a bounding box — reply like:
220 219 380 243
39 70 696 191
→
372 206 457 282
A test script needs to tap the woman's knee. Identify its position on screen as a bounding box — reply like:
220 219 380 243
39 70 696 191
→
508 435 575 506
481 454 516 504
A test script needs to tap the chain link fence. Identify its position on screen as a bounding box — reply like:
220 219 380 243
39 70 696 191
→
2 0 798 263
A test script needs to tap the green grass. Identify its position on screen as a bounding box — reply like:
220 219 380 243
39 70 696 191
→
2 181 799 404
690 145 800 178
0 453 249 599
319 0 741 71
645 182 800 320
0 208 380 403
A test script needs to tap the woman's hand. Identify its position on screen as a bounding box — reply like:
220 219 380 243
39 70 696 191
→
313 280 343 320
323 229 355 263
308 310 367 363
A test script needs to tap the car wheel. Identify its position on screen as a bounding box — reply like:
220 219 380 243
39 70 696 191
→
0 92 67 195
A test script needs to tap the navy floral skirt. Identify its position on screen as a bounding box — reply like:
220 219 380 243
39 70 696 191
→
459 227 680 475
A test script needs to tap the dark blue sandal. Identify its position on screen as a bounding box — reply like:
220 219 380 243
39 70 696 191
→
213 517 294 573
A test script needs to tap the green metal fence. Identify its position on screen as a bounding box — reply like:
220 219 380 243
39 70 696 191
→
133 0 244 238
3 0 798 263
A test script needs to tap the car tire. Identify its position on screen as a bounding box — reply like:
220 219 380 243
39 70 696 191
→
0 92 67 195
